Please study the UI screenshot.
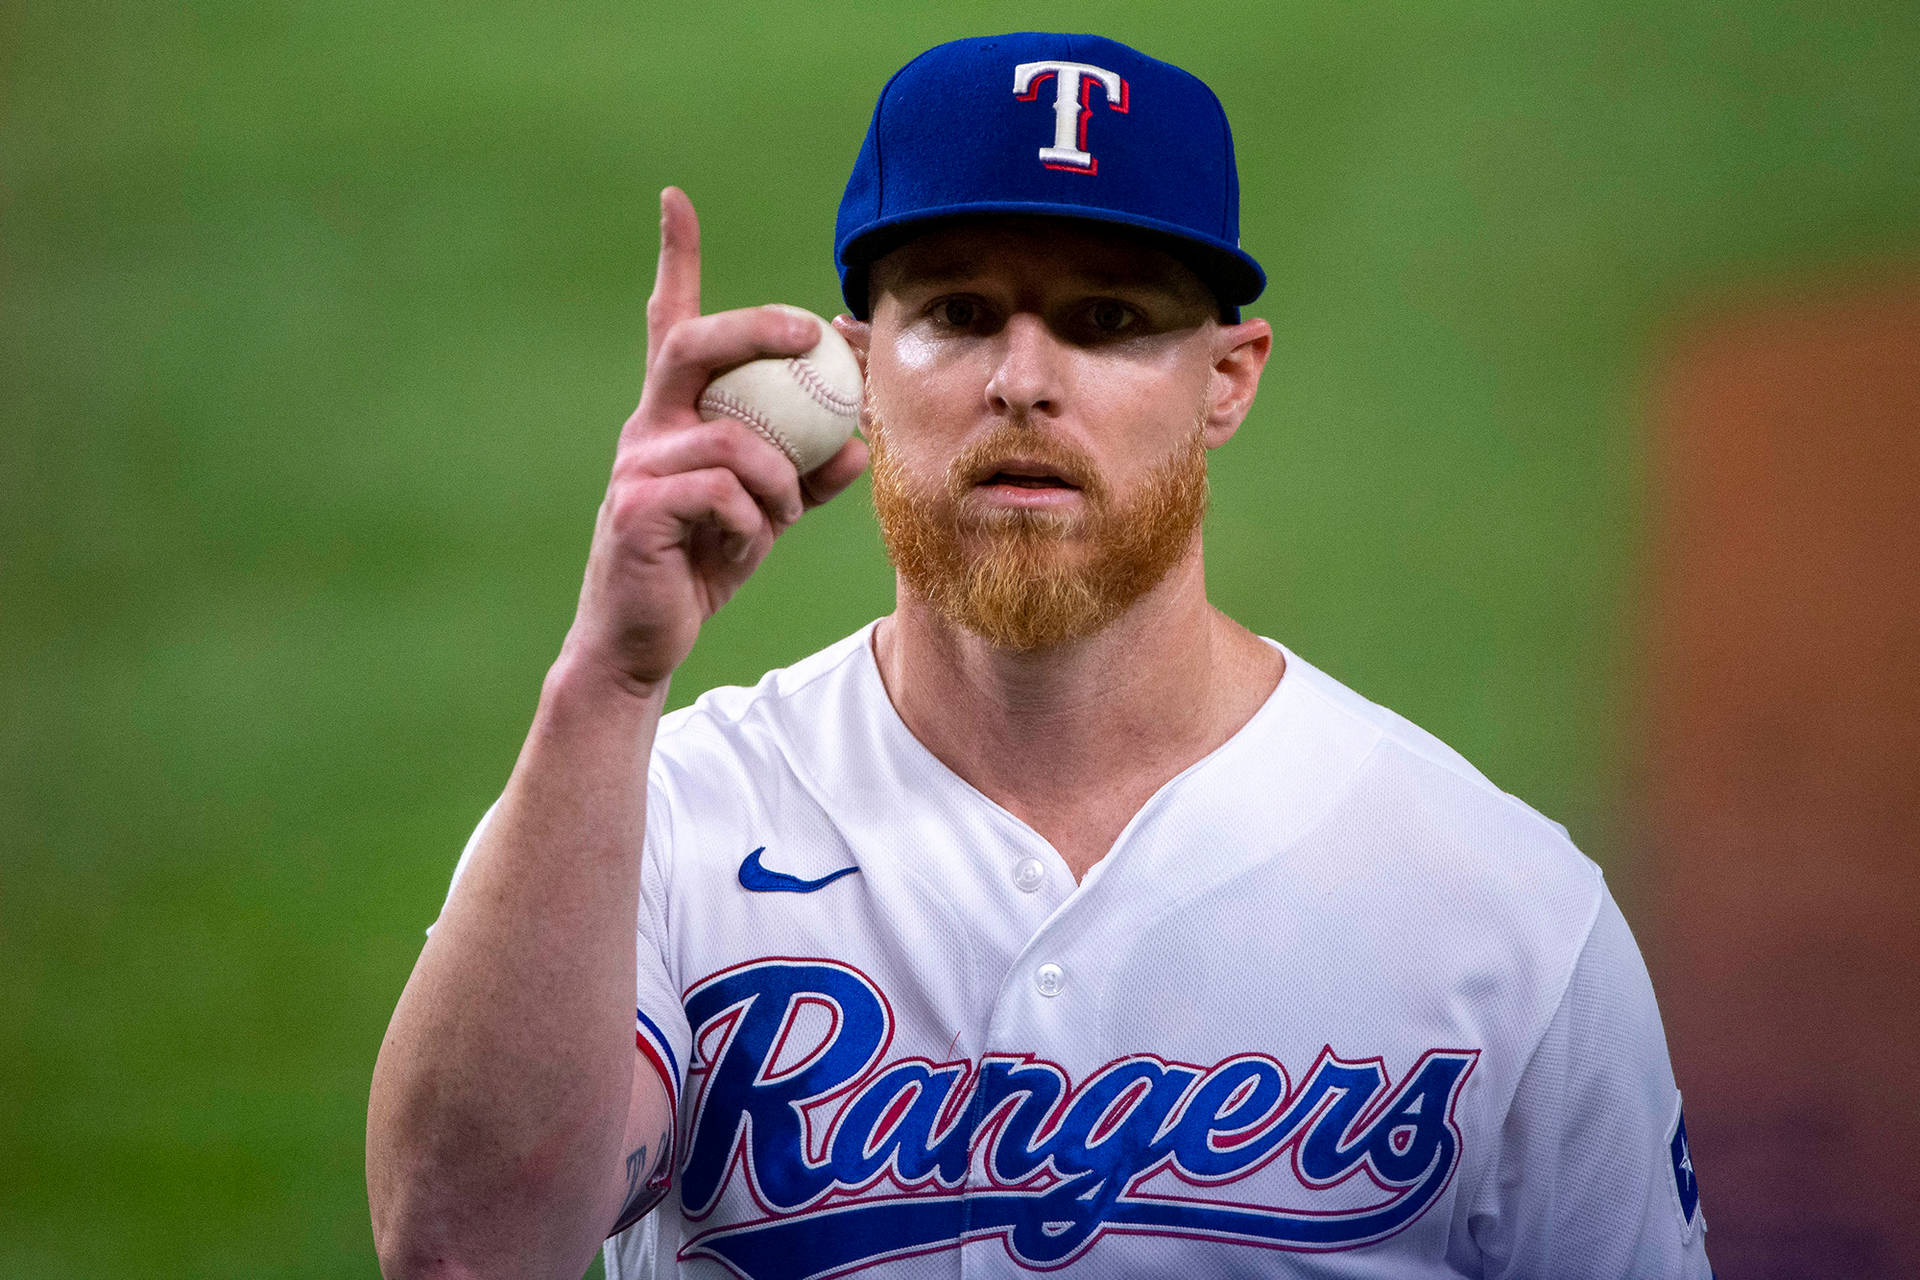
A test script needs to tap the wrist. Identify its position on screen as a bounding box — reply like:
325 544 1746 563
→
541 646 673 723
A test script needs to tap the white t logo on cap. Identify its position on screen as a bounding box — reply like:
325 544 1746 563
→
1012 60 1130 174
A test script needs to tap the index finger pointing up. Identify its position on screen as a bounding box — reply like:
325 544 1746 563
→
646 187 702 367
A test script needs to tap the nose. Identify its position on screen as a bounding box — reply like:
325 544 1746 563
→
984 313 1062 419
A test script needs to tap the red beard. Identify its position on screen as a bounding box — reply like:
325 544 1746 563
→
867 404 1210 651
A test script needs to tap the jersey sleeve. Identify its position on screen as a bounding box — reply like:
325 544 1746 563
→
632 769 692 1129
425 801 497 936
1470 886 1713 1278
604 771 694 1254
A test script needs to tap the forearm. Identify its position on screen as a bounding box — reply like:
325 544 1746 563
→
367 651 664 1280
364 186 868 1277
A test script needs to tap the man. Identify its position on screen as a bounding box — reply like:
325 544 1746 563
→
368 33 1711 1280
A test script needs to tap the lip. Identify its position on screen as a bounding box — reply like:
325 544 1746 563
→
972 480 1086 510
970 455 1083 485
967 457 1083 510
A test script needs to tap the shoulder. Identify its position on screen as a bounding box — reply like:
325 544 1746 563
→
655 625 876 758
644 623 884 828
639 625 880 882
1276 644 1519 805
1277 643 1587 847
1268 642 1605 935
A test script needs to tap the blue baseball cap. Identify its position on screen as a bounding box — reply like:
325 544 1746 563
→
836 33 1266 322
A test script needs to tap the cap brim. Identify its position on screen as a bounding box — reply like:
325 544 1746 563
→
838 202 1265 323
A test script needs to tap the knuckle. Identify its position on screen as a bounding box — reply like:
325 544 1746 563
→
694 468 736 506
611 442 661 485
698 420 753 468
657 317 711 368
620 403 656 440
605 483 654 534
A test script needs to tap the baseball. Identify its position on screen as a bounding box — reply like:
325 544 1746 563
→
696 304 862 474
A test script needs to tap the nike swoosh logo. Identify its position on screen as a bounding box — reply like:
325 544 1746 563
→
737 846 861 894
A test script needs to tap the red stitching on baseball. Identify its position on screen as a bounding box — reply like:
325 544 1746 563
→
785 357 862 416
697 388 801 468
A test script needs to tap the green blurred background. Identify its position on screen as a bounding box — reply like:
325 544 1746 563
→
3 2 1916 1275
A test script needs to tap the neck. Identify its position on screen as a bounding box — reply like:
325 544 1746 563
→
873 543 1284 878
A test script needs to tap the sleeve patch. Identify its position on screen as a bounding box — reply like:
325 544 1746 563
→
1666 1095 1704 1239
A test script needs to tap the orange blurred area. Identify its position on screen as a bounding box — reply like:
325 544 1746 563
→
1641 276 1920 1277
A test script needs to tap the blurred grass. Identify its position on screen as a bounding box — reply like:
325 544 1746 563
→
3 1 1917 1275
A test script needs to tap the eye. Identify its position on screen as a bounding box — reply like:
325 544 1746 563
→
1084 299 1138 335
934 297 980 329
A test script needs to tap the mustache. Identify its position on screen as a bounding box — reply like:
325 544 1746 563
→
944 420 1105 502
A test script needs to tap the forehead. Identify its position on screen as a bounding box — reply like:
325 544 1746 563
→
870 217 1214 305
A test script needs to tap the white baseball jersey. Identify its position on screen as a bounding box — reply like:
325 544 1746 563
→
443 624 1711 1278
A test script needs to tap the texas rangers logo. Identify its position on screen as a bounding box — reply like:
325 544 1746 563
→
671 959 1477 1279
1012 60 1129 174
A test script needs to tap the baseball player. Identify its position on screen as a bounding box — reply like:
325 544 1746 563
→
369 33 1712 1280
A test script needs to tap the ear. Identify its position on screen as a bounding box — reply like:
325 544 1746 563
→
831 314 871 376
1201 318 1272 449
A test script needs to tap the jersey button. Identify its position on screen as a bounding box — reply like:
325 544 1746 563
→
1012 857 1045 892
1035 963 1065 997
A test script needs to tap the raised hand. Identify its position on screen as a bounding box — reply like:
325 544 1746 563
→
564 187 870 695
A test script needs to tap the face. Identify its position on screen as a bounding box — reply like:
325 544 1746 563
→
853 218 1267 651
